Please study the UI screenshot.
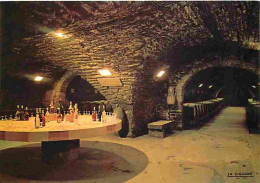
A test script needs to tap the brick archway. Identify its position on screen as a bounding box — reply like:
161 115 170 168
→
172 58 259 110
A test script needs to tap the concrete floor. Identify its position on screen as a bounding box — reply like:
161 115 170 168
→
0 107 259 183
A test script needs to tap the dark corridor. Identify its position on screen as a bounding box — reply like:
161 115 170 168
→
184 67 259 106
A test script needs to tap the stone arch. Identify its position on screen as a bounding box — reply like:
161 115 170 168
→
215 88 223 98
53 71 80 106
44 71 79 108
173 58 259 110
215 87 255 99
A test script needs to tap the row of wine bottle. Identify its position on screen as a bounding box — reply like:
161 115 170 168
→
34 106 110 128
2 101 113 124
15 105 30 121
35 108 46 128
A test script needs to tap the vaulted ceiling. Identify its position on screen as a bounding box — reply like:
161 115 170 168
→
0 1 259 104
2 1 259 43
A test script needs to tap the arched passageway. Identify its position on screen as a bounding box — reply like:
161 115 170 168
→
66 75 106 103
171 59 259 110
65 75 107 112
166 59 259 129
183 67 259 106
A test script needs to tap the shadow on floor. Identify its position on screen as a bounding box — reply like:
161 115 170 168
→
0 141 149 183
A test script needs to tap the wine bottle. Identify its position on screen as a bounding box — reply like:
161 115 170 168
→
24 107 29 121
20 105 24 120
35 108 40 128
41 109 46 127
97 105 101 121
59 99 64 121
45 108 50 122
74 103 78 124
68 101 73 114
68 101 74 123
50 100 55 113
15 105 20 121
92 107 96 121
57 107 62 123
102 110 107 123
39 108 43 128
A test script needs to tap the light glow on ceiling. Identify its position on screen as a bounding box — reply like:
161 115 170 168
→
98 69 112 76
199 83 203 88
208 85 212 88
34 76 43 81
252 85 256 88
56 32 63 37
54 31 67 38
156 70 165 77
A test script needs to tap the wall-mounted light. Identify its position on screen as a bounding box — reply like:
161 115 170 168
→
199 83 203 88
34 76 43 81
208 85 212 88
98 69 112 76
156 70 165 77
252 85 256 88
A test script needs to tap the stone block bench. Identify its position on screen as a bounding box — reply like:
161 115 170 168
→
148 120 174 138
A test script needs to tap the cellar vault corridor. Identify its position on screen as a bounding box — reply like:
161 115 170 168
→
0 2 259 183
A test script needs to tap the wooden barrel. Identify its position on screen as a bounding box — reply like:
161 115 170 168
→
194 105 199 120
182 105 194 129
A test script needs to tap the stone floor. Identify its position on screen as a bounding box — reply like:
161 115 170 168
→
0 107 259 183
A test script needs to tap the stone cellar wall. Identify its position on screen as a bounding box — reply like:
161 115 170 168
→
12 1 259 136
16 6 180 136
19 42 260 137
132 61 160 136
41 45 169 137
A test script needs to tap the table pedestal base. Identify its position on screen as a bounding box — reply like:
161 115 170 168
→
41 139 80 161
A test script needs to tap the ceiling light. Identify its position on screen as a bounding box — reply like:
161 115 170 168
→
54 31 67 38
209 85 212 88
156 70 165 77
199 84 203 88
55 32 64 37
34 76 43 81
252 85 256 88
98 69 112 76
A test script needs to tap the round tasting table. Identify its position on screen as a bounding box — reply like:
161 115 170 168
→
0 115 122 160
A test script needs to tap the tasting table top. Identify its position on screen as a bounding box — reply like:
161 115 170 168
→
0 115 121 142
